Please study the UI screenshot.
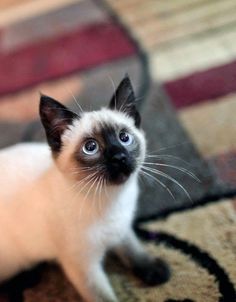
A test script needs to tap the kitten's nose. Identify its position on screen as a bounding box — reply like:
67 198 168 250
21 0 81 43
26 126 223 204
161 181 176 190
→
112 152 127 164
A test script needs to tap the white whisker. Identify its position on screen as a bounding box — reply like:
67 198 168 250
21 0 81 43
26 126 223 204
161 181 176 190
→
146 154 191 166
148 142 190 153
93 176 101 216
142 166 192 202
140 170 176 201
107 74 117 110
78 174 98 219
97 177 103 216
143 162 200 182
66 172 97 193
65 85 84 113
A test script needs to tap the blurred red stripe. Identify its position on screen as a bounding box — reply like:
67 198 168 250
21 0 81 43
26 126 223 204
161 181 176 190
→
0 22 135 96
164 60 236 109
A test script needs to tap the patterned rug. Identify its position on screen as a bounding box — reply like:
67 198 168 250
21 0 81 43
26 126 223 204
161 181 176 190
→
0 0 236 301
26 199 236 302
1 199 235 302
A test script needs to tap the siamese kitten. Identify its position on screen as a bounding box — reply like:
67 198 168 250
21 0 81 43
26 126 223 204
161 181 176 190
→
0 76 170 302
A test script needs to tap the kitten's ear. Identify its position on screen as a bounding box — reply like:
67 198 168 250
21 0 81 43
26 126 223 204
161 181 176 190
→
109 75 141 127
39 94 79 153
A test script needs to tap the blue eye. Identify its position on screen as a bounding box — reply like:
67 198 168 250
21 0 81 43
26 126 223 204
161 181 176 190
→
82 140 99 155
119 131 133 145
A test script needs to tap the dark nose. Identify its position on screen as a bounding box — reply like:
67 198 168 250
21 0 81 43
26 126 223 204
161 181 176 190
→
111 152 127 164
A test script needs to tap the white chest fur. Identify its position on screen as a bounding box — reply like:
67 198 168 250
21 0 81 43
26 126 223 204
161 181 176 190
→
88 176 138 250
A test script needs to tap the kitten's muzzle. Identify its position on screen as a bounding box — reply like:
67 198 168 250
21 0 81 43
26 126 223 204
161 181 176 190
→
106 150 135 184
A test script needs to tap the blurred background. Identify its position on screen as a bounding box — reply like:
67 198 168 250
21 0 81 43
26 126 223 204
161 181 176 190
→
0 0 236 218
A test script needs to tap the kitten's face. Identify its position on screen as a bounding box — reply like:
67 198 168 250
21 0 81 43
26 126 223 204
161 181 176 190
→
68 109 145 185
40 76 146 186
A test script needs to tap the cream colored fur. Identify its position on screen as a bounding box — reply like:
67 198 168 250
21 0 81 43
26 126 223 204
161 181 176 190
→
0 109 148 302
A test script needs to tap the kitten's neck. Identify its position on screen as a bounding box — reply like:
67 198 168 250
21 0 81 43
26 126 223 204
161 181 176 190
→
42 163 137 219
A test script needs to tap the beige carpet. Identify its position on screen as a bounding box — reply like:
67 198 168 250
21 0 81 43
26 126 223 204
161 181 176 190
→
23 199 236 302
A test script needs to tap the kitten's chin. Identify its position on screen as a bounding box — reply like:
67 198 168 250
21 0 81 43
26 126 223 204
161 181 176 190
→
106 163 138 185
107 171 132 185
111 173 130 185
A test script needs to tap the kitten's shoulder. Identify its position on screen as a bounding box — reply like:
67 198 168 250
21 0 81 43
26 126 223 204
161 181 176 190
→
0 143 52 200
0 142 48 153
0 142 51 165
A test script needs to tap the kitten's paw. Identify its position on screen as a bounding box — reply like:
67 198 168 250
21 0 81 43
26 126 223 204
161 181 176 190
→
133 257 171 286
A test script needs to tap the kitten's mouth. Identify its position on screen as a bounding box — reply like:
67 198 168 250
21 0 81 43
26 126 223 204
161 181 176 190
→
111 172 130 185
106 165 134 185
103 151 136 185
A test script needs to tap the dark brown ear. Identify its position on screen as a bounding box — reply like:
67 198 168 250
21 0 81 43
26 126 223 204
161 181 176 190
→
39 95 79 153
109 75 141 128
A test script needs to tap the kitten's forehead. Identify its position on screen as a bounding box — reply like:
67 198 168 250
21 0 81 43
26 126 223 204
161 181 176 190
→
73 108 135 138
85 108 135 132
